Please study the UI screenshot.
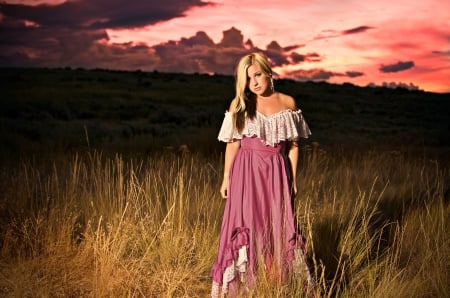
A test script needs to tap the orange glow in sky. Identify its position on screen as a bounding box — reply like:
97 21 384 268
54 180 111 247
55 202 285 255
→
110 0 450 93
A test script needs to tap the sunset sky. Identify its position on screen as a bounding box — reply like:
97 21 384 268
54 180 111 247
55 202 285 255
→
1 0 449 93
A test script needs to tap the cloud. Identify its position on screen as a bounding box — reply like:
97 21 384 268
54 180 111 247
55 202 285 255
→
218 27 245 48
314 25 374 41
284 68 364 81
283 45 304 52
345 71 364 78
291 69 336 81
432 50 450 57
0 0 214 29
0 24 109 67
342 26 374 35
0 4 365 87
148 28 325 75
379 61 415 73
266 41 289 66
289 52 322 63
0 1 172 68
151 28 250 74
0 0 214 68
180 31 215 47
290 52 307 63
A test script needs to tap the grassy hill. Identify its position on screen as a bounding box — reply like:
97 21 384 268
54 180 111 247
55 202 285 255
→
1 67 449 158
0 68 449 297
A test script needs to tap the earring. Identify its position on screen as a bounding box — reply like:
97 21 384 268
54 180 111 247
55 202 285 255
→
270 78 274 92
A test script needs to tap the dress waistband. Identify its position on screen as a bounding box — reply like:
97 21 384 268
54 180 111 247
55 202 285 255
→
240 136 284 153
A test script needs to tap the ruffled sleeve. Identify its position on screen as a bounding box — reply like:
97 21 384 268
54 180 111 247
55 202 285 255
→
217 112 242 142
292 109 312 139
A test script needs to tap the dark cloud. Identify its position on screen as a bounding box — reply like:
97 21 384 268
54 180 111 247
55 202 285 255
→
379 61 415 73
342 26 374 35
267 41 283 52
65 42 159 70
346 71 364 78
0 2 364 86
0 0 214 29
314 25 374 40
151 28 248 74
180 31 215 47
290 52 306 63
245 39 254 48
285 68 364 81
289 69 337 81
266 41 289 66
432 50 450 57
109 26 321 76
306 53 322 62
283 45 304 52
218 27 245 48
289 52 322 63
0 51 35 67
0 24 108 67
0 0 213 68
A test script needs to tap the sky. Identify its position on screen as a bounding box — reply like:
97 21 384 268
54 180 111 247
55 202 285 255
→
1 0 449 93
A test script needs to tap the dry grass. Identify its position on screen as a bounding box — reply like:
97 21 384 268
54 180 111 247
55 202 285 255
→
0 146 448 297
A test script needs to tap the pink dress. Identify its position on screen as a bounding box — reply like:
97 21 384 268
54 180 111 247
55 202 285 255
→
211 109 312 297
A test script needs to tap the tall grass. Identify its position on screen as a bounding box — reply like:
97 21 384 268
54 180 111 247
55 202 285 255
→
0 146 448 297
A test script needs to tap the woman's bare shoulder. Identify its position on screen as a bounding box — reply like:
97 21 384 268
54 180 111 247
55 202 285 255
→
278 92 297 110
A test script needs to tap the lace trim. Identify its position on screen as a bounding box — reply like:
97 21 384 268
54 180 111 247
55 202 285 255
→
211 246 248 298
212 246 313 297
293 248 313 284
217 109 311 147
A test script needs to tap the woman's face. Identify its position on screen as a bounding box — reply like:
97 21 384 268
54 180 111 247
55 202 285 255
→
246 63 271 96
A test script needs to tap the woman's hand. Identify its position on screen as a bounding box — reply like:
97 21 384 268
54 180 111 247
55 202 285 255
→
292 182 298 197
220 176 229 199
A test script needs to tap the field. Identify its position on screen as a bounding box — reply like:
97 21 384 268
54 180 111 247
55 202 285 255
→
0 68 449 297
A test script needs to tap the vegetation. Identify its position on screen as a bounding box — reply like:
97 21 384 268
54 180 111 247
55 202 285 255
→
1 68 449 159
0 68 448 297
0 147 448 297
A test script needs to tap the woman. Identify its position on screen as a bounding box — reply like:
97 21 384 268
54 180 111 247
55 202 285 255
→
210 52 312 297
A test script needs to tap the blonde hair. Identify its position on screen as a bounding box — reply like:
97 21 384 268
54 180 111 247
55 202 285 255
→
232 52 273 132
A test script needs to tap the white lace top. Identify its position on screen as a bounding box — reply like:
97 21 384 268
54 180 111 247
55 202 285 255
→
217 109 311 147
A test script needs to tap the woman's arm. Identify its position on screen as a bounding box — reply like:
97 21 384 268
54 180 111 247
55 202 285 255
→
219 98 240 199
287 140 299 196
220 140 241 198
281 94 300 195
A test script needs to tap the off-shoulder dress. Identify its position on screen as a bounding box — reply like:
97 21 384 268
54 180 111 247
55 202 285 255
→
211 109 312 297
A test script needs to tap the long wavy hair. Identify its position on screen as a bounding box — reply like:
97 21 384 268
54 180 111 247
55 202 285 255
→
232 52 273 133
